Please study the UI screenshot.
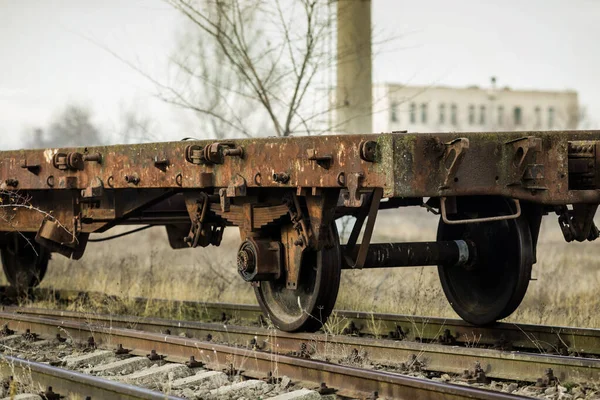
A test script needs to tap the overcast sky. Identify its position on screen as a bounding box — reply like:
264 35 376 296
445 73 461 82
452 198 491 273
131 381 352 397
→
1 0 599 149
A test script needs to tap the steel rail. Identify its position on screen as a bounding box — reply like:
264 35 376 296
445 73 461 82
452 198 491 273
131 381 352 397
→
0 311 525 400
6 307 600 385
21 288 600 356
0 354 184 400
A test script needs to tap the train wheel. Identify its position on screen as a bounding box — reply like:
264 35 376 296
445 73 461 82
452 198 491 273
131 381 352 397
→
1 233 49 293
437 197 533 325
254 225 341 332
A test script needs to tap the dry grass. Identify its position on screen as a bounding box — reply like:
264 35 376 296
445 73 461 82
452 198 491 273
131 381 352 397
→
5 206 600 328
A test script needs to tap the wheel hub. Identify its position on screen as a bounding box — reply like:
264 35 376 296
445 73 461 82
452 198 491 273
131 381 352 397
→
237 247 256 275
237 238 282 282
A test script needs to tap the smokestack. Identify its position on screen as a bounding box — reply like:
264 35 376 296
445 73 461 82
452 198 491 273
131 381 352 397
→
336 0 372 134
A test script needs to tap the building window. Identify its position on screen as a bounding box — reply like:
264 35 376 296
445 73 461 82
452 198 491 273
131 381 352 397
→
439 103 445 124
390 102 399 123
479 105 486 125
451 104 457 125
498 106 504 126
468 105 475 125
534 107 541 127
421 103 428 124
514 106 522 126
410 103 416 124
548 107 554 129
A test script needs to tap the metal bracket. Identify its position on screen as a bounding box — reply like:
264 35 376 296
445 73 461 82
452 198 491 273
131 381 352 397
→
282 224 305 289
226 174 247 197
53 152 84 171
567 141 599 190
219 188 230 212
185 142 244 165
343 173 365 207
440 197 521 225
80 177 104 200
505 136 546 189
217 174 248 214
20 160 40 174
307 148 333 169
281 192 314 289
35 216 83 258
184 193 215 248
343 187 383 269
440 138 469 190
556 204 599 242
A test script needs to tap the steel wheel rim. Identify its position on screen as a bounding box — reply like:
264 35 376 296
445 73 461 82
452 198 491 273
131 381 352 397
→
437 197 533 325
254 225 341 332
1 232 49 292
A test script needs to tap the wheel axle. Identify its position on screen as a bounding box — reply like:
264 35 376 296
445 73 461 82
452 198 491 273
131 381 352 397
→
341 240 476 269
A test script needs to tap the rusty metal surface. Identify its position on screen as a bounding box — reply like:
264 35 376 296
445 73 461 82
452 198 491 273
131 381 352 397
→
1 354 184 400
6 306 600 385
0 131 600 245
1 131 599 198
0 311 525 399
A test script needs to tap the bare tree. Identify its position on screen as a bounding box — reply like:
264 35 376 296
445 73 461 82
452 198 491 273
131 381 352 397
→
23 104 104 148
118 103 157 144
166 0 336 138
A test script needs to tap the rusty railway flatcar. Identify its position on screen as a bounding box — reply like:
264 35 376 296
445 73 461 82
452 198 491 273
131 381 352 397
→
0 131 598 331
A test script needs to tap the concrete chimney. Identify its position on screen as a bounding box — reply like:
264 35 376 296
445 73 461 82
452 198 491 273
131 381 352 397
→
336 0 372 134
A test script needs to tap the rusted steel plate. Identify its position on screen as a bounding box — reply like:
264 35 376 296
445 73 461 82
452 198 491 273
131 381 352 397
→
397 132 599 204
0 131 599 202
1 135 391 192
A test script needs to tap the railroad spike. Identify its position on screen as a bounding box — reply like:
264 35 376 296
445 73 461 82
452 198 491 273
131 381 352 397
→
41 386 61 400
186 355 203 368
22 329 38 341
114 344 130 355
146 349 165 361
460 361 489 384
342 321 361 336
0 325 14 337
389 325 406 340
317 382 336 395
437 329 456 345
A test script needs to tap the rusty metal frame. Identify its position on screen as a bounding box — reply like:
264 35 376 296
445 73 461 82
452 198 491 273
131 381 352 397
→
343 187 382 269
0 130 600 262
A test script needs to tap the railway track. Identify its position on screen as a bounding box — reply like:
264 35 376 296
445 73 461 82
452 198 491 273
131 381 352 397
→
0 310 526 399
5 306 600 387
0 354 183 399
14 287 600 356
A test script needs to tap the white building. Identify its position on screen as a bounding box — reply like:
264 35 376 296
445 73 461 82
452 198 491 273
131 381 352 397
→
372 79 579 133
